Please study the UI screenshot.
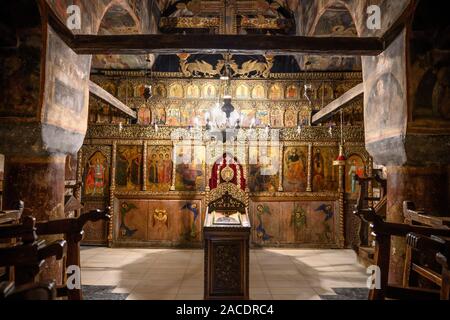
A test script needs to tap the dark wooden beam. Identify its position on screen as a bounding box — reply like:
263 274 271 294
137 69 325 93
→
71 34 384 55
88 81 137 119
312 83 364 124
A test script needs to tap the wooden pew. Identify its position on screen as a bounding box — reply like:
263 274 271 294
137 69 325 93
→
354 203 450 300
0 280 57 300
34 208 111 300
403 232 450 299
354 171 387 266
0 216 67 285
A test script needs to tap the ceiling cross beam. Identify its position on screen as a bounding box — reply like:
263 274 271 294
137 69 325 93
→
89 81 137 119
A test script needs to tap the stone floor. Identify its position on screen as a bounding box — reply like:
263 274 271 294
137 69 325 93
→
80 247 369 300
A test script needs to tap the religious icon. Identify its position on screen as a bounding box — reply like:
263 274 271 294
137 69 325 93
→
284 109 297 127
137 105 151 125
313 148 325 191
147 146 173 191
186 84 200 98
236 84 249 99
286 85 299 99
270 108 283 127
84 151 108 197
283 147 307 192
346 155 365 194
252 85 265 99
169 84 183 98
203 84 216 98
166 106 180 126
175 146 205 191
269 84 282 100
115 146 142 191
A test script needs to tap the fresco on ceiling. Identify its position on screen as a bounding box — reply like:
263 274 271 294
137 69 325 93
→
116 145 143 191
92 4 149 69
84 151 109 197
283 146 307 192
312 146 338 192
147 146 172 192
345 154 365 196
175 145 205 191
302 4 361 71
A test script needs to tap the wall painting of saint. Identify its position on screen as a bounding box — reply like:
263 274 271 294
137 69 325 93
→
84 151 109 197
283 147 307 192
147 146 173 192
345 155 365 195
312 147 338 192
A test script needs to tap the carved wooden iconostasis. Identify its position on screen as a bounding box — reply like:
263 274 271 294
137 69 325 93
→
80 62 369 249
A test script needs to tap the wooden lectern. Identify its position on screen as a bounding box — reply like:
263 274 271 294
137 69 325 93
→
203 182 251 300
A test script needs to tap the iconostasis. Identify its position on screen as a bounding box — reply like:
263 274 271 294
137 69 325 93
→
80 70 369 249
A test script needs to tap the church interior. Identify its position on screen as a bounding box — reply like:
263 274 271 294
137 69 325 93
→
0 0 449 301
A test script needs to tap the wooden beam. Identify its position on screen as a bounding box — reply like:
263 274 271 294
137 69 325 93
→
312 83 364 124
88 81 137 119
71 34 384 55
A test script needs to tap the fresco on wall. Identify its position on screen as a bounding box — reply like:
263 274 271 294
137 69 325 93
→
248 146 279 192
181 202 200 240
413 67 450 121
312 147 338 192
175 145 205 191
366 73 404 139
147 146 172 192
283 146 307 192
255 204 274 242
116 146 142 191
84 151 109 197
345 155 365 195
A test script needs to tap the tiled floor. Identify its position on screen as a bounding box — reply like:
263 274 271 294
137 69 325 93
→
80 247 368 300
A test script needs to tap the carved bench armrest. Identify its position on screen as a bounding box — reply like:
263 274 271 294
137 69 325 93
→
37 240 67 261
0 280 57 300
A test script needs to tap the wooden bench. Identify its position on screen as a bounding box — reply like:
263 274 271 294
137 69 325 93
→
355 202 450 300
0 280 57 300
0 216 67 285
34 207 111 299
